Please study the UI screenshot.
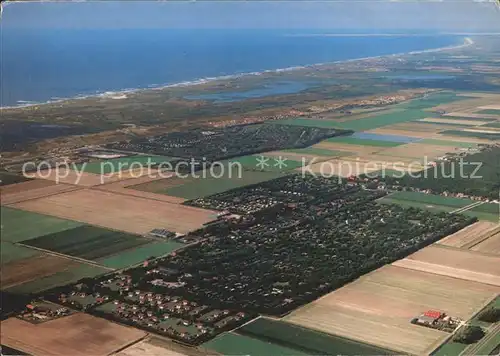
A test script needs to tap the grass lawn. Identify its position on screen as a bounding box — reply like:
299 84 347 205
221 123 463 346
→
97 240 185 269
482 122 500 128
202 332 307 356
431 341 468 356
1 207 83 243
74 155 177 174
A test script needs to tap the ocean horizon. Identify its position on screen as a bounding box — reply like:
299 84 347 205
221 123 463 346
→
0 29 463 108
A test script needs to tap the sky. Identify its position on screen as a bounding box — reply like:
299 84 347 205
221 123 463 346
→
1 1 500 31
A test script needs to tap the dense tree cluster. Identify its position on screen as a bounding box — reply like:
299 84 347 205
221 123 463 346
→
453 325 485 344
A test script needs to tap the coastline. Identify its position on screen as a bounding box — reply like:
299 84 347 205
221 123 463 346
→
0 37 473 111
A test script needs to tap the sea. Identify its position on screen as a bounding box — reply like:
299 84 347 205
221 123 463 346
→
0 29 462 107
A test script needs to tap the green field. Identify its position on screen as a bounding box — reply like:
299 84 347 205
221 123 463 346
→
270 118 340 129
441 130 500 140
237 318 393 355
5 264 109 294
431 340 468 356
284 147 351 157
477 109 500 115
378 198 457 214
483 122 500 128
97 240 184 269
164 168 287 200
327 136 403 147
1 241 41 264
74 155 176 174
1 207 83 243
400 92 469 110
229 155 304 172
417 138 478 148
468 203 499 215
383 191 474 208
202 332 306 356
0 171 31 186
413 120 472 128
23 225 151 261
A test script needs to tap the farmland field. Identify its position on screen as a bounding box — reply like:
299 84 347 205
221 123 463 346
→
392 244 500 286
270 118 340 129
5 263 109 294
163 169 287 200
97 240 184 269
379 191 474 209
437 221 499 249
471 230 500 255
477 109 500 115
285 265 500 355
0 171 31 186
0 181 81 205
417 138 478 148
202 332 305 356
374 143 461 160
73 155 177 174
237 317 393 355
0 241 41 264
326 136 403 147
0 207 83 243
23 225 152 261
284 147 351 157
118 337 207 356
335 109 430 131
229 155 303 172
441 129 500 140
1 253 81 290
0 313 146 356
11 189 216 234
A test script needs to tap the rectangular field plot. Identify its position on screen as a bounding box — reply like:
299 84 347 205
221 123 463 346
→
237 318 393 355
97 240 184 269
74 155 176 175
1 241 41 265
379 191 474 210
285 265 500 355
1 207 83 243
283 147 351 157
136 168 287 200
1 253 81 290
463 203 499 223
477 109 500 115
441 129 500 140
11 189 216 234
392 245 500 286
437 221 499 249
351 132 420 143
0 313 146 356
374 142 463 160
326 136 404 147
471 230 500 255
23 225 151 261
336 109 430 131
202 332 306 356
417 138 478 148
5 263 109 294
